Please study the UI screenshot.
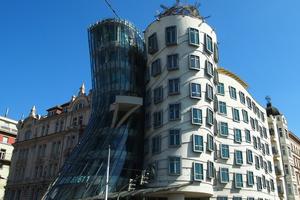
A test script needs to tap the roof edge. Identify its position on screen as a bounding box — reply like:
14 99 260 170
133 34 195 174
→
217 67 248 89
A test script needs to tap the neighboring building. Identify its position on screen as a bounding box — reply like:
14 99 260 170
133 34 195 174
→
0 116 18 199
267 102 299 200
143 3 278 200
5 84 91 200
289 131 300 196
42 19 145 200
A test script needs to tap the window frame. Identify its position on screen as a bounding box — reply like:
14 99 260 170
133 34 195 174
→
189 54 200 70
191 108 202 125
167 54 179 71
165 26 177 46
220 144 230 159
190 83 201 99
193 134 204 153
189 28 200 46
193 162 204 181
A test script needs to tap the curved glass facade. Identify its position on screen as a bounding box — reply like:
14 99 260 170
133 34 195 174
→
43 19 145 200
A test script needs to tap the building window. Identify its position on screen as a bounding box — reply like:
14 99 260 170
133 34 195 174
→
234 173 243 188
205 60 214 77
169 103 181 121
217 83 225 95
193 162 204 181
207 134 214 152
263 127 268 138
239 91 246 104
250 117 255 130
193 135 204 152
233 197 242 200
145 67 150 83
268 161 273 172
245 129 251 143
229 86 237 99
207 161 214 178
167 54 179 70
232 108 240 122
152 136 161 154
145 112 151 129
190 83 201 99
205 34 213 53
206 108 214 126
218 101 227 115
145 89 151 106
191 108 202 125
78 115 83 125
235 150 243 165
153 111 163 128
0 149 6 160
168 78 180 95
247 171 254 186
253 136 257 149
165 26 177 45
169 129 181 147
217 197 228 200
246 97 252 109
153 86 163 104
234 129 242 143
189 55 200 70
169 157 181 175
219 122 229 137
242 110 249 123
256 176 262 191
284 164 289 175
206 84 214 101
220 144 229 159
246 149 253 164
270 179 275 191
151 59 161 77
254 156 260 169
148 33 158 54
220 167 229 183
189 28 199 45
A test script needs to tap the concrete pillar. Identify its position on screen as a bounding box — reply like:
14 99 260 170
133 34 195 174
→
168 194 185 200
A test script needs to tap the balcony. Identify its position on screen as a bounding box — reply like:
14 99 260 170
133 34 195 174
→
275 168 283 176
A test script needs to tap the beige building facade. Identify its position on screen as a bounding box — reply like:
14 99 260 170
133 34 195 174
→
267 102 299 200
289 131 300 196
5 85 91 200
0 116 18 199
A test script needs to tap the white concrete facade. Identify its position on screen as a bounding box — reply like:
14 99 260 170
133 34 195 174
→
143 6 279 200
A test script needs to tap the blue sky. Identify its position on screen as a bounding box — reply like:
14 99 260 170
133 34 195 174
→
0 0 299 136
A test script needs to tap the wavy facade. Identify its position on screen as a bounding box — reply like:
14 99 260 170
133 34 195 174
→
143 4 279 200
43 19 145 200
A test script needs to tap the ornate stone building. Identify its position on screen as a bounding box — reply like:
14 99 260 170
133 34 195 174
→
5 84 91 200
289 131 300 196
0 116 18 199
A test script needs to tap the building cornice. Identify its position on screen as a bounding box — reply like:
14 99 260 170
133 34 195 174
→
217 68 248 89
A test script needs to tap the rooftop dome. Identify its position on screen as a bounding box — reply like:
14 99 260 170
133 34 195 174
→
266 102 281 117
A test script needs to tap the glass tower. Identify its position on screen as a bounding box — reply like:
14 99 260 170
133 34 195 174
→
43 19 145 200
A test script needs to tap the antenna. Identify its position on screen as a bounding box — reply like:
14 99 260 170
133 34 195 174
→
160 4 169 10
4 108 9 117
265 96 272 104
194 0 201 8
104 0 121 19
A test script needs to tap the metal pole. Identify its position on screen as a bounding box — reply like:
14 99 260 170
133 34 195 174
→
104 145 111 200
